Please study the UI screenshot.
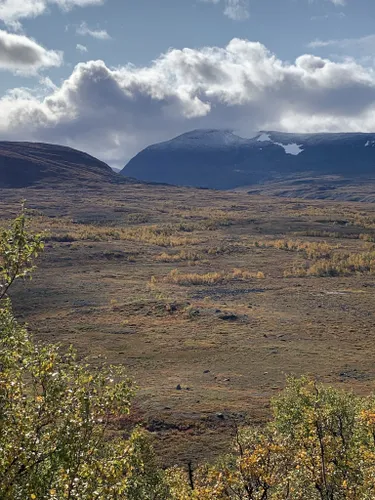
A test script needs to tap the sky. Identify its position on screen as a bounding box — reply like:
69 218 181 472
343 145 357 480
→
1 0 375 167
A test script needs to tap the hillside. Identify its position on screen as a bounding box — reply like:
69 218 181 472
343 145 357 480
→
121 130 375 191
0 141 119 188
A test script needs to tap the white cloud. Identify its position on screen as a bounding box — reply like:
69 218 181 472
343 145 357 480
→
201 0 249 20
76 21 110 39
203 0 345 20
1 39 375 167
308 34 375 67
0 28 62 72
76 43 88 52
223 0 249 20
309 34 375 50
0 0 104 26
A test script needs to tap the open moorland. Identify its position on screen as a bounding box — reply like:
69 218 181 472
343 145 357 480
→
2 181 375 467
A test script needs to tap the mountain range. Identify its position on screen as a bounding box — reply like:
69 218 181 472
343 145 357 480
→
121 130 375 191
2 131 375 202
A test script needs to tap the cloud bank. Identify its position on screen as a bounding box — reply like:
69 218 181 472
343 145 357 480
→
0 38 374 167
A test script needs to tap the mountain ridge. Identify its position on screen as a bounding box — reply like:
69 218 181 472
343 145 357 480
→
121 129 375 190
0 141 120 188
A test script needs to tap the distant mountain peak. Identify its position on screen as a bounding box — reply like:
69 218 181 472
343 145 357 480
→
153 128 249 150
121 129 375 190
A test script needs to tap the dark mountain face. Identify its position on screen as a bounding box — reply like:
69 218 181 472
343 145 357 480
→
0 142 118 188
120 130 375 190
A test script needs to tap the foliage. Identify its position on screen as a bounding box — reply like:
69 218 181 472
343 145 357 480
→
0 206 44 300
164 268 265 286
169 377 375 499
42 220 202 247
285 249 375 277
154 250 202 263
255 237 375 278
254 239 335 260
0 210 171 499
5 209 375 498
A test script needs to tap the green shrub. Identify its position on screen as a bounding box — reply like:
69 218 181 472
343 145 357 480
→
0 209 170 499
169 377 375 499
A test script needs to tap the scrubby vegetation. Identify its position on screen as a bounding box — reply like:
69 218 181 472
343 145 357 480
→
0 190 375 500
4 211 375 498
254 238 375 277
164 268 265 286
154 250 202 263
0 211 169 499
254 239 336 260
167 377 375 499
285 249 375 277
47 223 202 247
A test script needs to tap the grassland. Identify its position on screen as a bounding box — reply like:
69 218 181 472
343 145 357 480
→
2 181 375 467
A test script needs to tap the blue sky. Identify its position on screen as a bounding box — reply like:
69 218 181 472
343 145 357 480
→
0 0 375 166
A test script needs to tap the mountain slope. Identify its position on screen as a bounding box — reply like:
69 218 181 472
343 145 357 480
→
121 130 375 190
0 142 118 188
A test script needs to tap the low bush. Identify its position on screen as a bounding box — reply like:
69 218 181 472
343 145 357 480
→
164 268 265 286
254 239 336 260
285 249 375 277
168 377 375 499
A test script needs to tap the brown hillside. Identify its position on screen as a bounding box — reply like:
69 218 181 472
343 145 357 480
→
0 141 119 188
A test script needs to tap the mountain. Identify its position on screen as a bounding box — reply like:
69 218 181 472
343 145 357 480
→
121 130 375 191
0 142 119 188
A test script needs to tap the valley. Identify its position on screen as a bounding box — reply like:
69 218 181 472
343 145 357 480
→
2 179 375 467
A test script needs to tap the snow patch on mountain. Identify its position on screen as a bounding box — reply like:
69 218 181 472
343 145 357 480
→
257 132 304 155
279 143 304 155
257 133 271 142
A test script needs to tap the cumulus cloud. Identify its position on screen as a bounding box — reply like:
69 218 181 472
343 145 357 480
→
0 0 104 26
0 28 62 72
1 38 375 167
76 21 110 39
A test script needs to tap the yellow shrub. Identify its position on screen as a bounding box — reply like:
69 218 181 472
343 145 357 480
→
163 268 266 286
166 269 224 286
254 239 335 260
154 251 201 262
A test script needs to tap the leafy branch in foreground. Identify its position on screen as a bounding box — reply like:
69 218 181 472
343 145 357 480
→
0 208 170 499
168 378 375 499
0 205 44 301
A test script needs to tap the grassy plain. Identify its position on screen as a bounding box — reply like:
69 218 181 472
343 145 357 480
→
2 181 375 467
